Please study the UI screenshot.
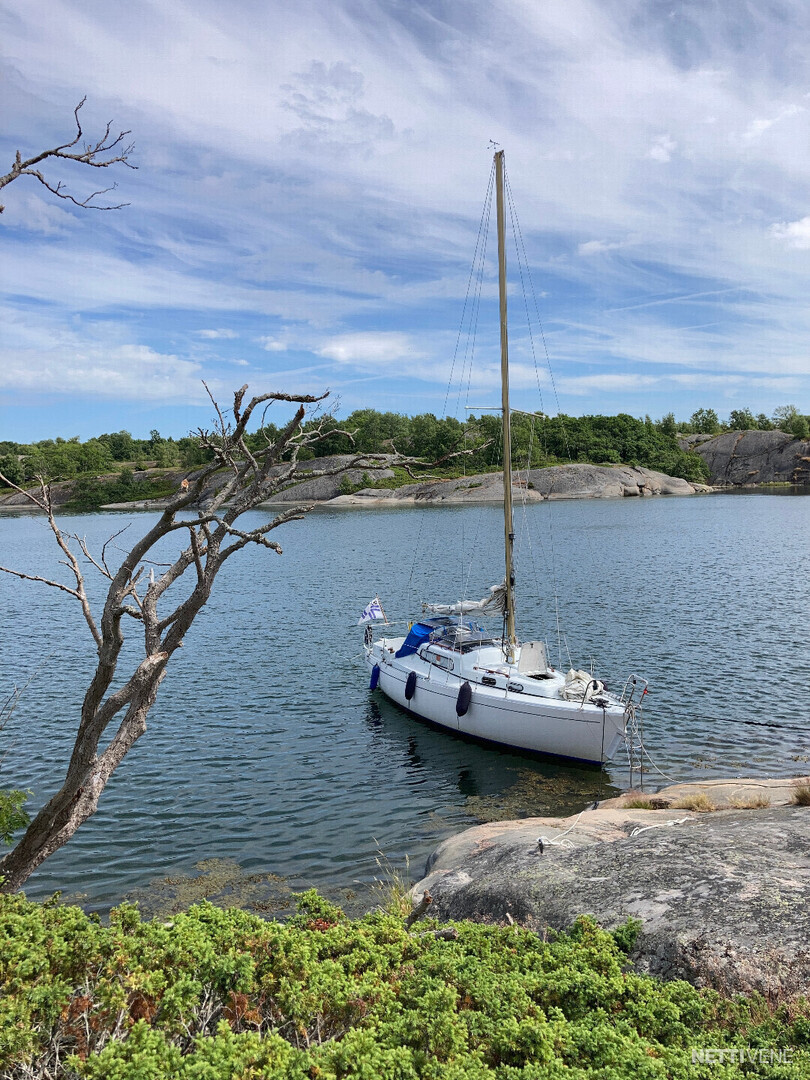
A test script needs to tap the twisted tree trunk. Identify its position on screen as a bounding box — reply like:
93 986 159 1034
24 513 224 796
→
0 385 437 892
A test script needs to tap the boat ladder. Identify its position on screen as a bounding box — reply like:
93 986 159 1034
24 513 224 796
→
620 675 648 790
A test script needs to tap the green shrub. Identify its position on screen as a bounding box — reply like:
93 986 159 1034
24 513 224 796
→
67 469 177 510
0 789 29 844
0 890 807 1078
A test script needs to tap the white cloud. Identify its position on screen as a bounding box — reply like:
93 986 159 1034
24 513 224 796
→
258 336 288 352
742 103 802 142
196 328 238 339
578 239 623 255
0 343 211 402
648 135 676 163
4 192 75 236
318 331 419 365
769 216 810 249
559 373 659 395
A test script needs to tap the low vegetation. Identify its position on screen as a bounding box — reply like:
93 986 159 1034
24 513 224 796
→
621 796 656 809
671 793 717 813
66 468 179 510
727 794 772 810
791 783 810 807
2 890 809 1079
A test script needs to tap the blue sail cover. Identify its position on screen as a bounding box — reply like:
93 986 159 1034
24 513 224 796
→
395 623 434 658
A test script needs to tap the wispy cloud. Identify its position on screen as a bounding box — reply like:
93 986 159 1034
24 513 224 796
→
2 0 810 432
318 332 419 365
0 343 211 402
578 239 625 256
258 336 288 352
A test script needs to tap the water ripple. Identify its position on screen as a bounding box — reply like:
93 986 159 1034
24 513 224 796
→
0 494 808 911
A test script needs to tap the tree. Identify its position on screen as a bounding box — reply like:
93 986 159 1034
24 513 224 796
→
689 408 720 435
728 408 755 431
0 386 441 892
98 430 136 461
0 454 23 487
658 412 677 437
154 440 181 468
0 97 135 216
770 404 810 437
771 404 799 430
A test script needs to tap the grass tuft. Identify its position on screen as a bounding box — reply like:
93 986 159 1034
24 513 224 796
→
791 782 810 806
370 847 412 916
727 794 771 809
672 793 716 813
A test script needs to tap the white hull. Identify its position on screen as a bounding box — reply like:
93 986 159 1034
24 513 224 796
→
365 640 627 765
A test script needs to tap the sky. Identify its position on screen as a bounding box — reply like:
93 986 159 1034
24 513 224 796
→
2 0 810 441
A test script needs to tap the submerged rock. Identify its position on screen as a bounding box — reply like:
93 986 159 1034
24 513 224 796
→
414 780 810 1000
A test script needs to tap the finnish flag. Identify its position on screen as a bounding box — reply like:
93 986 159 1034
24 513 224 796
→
358 596 386 624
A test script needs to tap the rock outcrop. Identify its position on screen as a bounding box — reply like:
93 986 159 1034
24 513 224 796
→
0 479 75 509
680 430 810 487
331 463 704 506
414 777 810 999
262 456 396 503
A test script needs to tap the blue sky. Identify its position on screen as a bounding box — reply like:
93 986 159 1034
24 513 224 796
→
2 0 810 441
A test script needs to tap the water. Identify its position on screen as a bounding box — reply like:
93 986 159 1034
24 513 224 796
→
0 493 808 912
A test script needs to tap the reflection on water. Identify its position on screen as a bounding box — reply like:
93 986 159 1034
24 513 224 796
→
0 491 808 912
362 695 620 819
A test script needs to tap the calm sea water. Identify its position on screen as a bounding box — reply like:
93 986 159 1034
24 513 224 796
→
0 493 808 912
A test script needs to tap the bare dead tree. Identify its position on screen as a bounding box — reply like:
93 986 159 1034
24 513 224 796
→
0 97 136 215
0 385 466 893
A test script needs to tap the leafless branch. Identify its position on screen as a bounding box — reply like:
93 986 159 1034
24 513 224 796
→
0 564 83 601
75 535 113 580
0 663 51 770
100 525 131 575
0 97 136 215
0 470 47 510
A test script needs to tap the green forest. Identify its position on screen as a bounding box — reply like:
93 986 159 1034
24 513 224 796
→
1 404 808 499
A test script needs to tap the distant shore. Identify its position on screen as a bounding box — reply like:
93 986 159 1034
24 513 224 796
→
4 426 810 513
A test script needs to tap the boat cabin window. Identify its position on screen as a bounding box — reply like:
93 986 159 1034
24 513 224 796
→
426 650 454 671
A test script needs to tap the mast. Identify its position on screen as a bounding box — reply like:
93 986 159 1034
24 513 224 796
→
495 149 516 650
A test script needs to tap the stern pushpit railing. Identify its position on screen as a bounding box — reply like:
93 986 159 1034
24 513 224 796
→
620 675 648 791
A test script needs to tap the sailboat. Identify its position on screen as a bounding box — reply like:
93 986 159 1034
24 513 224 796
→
362 150 639 765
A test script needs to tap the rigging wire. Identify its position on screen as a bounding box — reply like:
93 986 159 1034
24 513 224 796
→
456 170 495 598
502 162 566 662
407 163 495 612
442 161 496 419
504 161 606 671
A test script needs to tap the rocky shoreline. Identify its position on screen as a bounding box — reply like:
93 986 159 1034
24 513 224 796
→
412 776 810 1000
3 429 809 512
0 460 712 512
330 463 710 506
